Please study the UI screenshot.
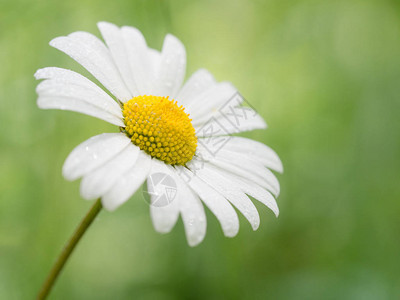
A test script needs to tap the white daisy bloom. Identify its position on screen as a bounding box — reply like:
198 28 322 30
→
35 22 283 246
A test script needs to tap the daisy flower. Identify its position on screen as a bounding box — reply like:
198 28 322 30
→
35 22 283 246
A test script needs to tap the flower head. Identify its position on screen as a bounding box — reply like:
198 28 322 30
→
35 22 283 246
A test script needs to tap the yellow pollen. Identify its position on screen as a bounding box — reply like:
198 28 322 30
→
122 95 197 165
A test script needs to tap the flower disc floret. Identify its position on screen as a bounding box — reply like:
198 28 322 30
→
122 95 197 165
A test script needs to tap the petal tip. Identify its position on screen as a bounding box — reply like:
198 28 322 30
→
187 236 204 247
34 69 44 80
260 118 268 129
61 168 77 182
101 197 119 212
49 36 63 48
164 33 186 53
277 162 284 174
224 226 239 238
97 21 117 31
252 221 260 231
273 207 280 218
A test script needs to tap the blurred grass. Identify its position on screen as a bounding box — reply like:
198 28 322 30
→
1 0 400 299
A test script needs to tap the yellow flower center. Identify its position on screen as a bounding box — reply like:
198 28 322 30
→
122 95 197 165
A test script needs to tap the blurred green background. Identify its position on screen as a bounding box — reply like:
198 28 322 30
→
1 0 400 299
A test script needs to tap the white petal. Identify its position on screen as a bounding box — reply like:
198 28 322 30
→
199 145 280 196
121 26 154 95
197 145 279 196
148 48 161 79
35 67 108 92
50 32 132 101
176 69 216 106
35 67 123 122
187 162 260 230
97 22 140 97
37 96 124 126
148 159 180 233
80 143 140 200
218 167 279 217
194 108 267 136
102 152 151 211
221 137 283 173
187 82 238 122
36 79 122 117
170 166 206 246
63 133 131 181
154 34 186 98
179 168 239 237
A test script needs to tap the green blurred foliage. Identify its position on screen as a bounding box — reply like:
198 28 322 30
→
1 0 400 299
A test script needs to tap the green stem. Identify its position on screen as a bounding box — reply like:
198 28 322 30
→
37 198 103 300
